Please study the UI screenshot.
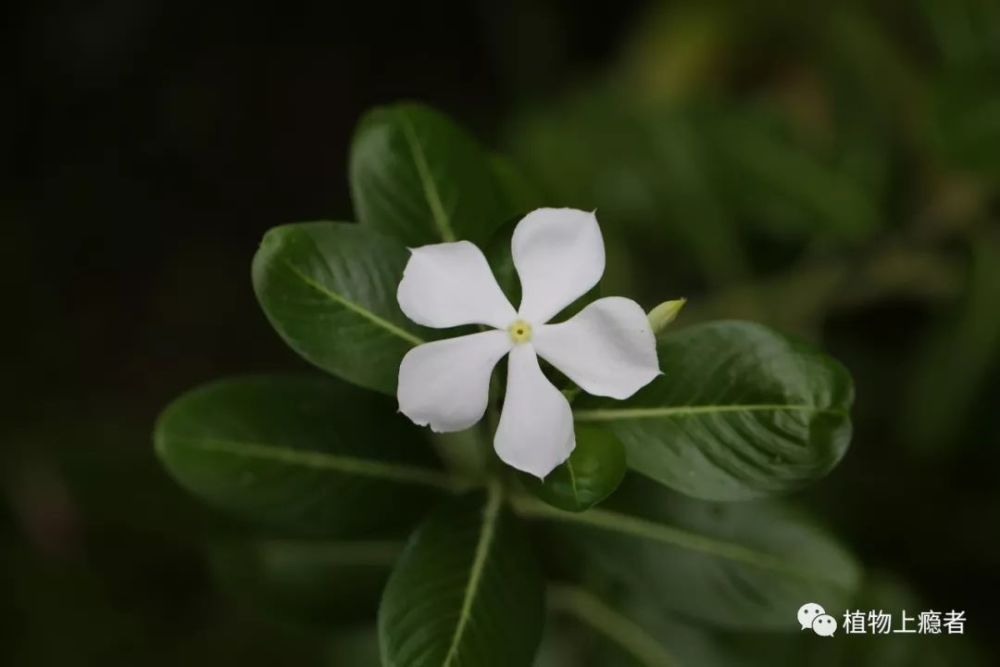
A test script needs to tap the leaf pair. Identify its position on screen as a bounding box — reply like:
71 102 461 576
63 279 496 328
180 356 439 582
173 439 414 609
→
154 373 858 664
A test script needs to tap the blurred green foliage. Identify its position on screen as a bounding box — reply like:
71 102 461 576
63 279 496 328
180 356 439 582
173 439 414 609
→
4 0 999 664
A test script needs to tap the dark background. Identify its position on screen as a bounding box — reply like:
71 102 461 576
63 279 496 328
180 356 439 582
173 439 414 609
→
3 1 998 664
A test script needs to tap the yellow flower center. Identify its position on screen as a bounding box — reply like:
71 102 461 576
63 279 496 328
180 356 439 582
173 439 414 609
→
507 319 533 344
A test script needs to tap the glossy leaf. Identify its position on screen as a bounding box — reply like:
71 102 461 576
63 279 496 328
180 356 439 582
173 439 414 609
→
378 487 545 667
154 375 455 536
210 538 401 628
517 477 860 632
521 426 626 512
252 222 426 395
574 320 854 501
350 103 511 246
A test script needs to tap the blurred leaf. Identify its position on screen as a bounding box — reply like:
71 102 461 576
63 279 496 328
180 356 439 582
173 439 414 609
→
823 7 924 133
378 486 544 666
920 0 1000 66
604 571 987 667
491 153 546 218
928 70 1000 179
520 477 860 633
211 539 401 628
590 484 859 631
546 585 678 667
154 375 457 536
709 108 882 242
901 233 1000 452
619 1 732 104
574 321 854 501
508 95 748 287
350 102 511 246
521 426 627 513
252 222 425 395
327 628 384 666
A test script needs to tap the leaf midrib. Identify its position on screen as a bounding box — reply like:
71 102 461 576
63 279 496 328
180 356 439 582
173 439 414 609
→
166 435 459 491
442 482 503 666
511 495 847 587
399 109 456 242
574 403 847 422
283 260 424 347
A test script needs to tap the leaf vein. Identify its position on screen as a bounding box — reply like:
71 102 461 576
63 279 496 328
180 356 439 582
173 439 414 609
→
399 109 456 242
511 495 839 585
442 482 503 665
283 260 424 347
573 403 846 422
170 435 461 491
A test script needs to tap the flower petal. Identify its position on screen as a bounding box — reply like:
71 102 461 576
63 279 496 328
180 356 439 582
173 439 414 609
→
494 344 575 478
512 208 605 324
533 297 660 399
397 241 516 329
397 330 512 432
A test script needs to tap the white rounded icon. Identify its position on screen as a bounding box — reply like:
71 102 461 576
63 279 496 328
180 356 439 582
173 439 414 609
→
812 613 837 637
797 602 826 630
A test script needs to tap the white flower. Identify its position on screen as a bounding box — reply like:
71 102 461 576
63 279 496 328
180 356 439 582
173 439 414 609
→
395 208 660 479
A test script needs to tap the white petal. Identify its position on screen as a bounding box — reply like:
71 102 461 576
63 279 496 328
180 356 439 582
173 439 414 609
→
397 241 516 329
397 330 512 432
533 297 660 400
512 208 605 324
494 344 575 479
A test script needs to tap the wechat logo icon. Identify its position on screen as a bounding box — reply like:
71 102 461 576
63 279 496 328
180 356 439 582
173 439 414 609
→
798 602 837 637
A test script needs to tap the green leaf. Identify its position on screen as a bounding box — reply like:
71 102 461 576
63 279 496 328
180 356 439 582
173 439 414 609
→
252 222 425 395
900 233 1000 452
378 486 545 666
547 585 679 667
350 103 511 246
709 108 881 242
920 0 1000 66
574 320 853 501
210 538 401 628
515 477 860 632
521 426 626 512
154 375 458 536
584 572 986 667
490 153 546 220
928 70 1000 179
510 97 750 287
